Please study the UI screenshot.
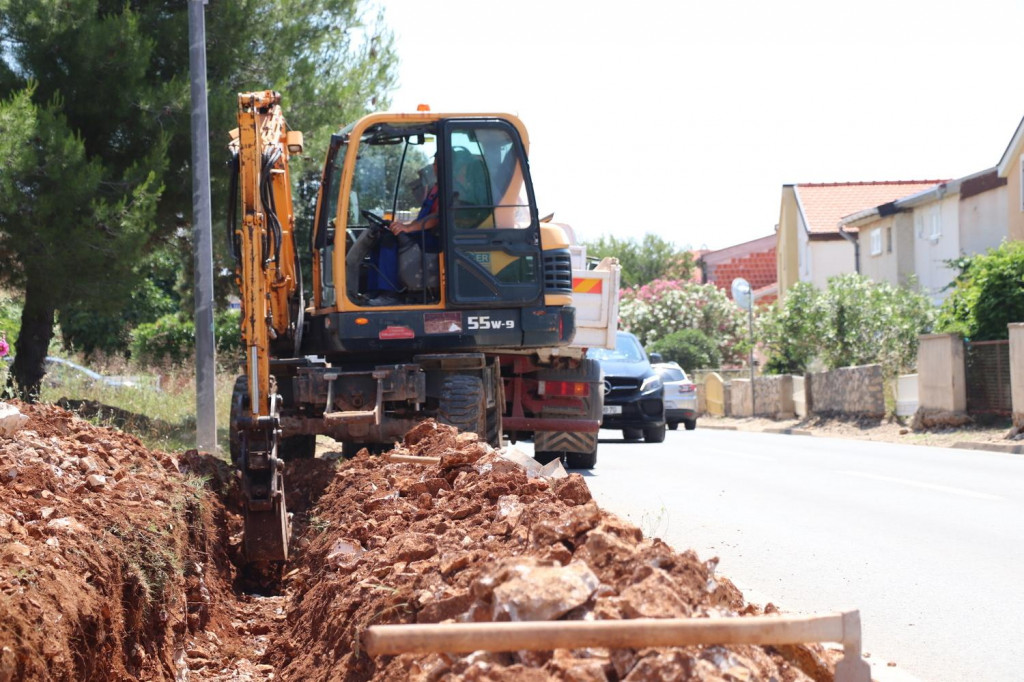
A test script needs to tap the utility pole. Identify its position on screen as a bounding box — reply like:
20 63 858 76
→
188 0 217 452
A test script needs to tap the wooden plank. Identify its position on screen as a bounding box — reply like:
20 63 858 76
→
386 454 441 465
363 612 853 656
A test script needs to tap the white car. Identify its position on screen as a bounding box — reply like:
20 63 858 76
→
653 362 697 430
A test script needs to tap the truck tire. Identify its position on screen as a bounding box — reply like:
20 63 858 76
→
644 424 666 443
439 374 486 439
565 449 597 470
684 418 697 431
532 451 562 466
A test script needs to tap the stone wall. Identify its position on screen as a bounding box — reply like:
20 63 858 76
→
729 375 795 418
806 364 885 417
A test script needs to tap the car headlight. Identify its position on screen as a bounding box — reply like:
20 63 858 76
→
640 375 663 394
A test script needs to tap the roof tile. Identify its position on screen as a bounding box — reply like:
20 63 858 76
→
796 181 948 234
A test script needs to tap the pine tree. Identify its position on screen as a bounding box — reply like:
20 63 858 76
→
0 0 397 398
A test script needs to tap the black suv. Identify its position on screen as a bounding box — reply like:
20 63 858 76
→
588 331 666 443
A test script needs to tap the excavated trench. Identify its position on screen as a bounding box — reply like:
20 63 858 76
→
0 402 838 681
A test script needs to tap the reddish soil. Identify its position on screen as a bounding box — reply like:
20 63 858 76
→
0 402 837 681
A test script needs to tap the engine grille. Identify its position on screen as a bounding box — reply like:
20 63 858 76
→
543 248 572 295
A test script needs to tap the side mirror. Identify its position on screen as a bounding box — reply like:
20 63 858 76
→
649 352 663 363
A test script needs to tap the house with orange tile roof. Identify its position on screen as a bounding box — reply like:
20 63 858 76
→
838 168 1006 304
699 234 777 306
776 180 946 299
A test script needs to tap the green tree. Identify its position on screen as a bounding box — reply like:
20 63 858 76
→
935 241 1024 340
618 279 748 365
585 234 695 288
0 0 398 397
0 87 163 399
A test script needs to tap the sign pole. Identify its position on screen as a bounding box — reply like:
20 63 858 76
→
749 303 755 417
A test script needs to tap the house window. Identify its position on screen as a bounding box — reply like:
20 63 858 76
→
929 208 941 241
870 228 882 255
886 226 893 253
917 205 941 242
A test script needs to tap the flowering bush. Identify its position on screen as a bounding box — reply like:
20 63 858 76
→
758 274 934 376
618 279 749 365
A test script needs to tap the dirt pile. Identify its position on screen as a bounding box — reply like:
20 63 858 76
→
0 404 837 681
0 401 235 680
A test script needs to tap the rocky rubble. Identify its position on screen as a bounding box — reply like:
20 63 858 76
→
0 403 838 681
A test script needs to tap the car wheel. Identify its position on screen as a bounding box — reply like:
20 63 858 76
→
668 422 679 431
623 428 643 441
684 419 697 431
643 424 666 443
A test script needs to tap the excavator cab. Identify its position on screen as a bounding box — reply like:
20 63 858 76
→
311 114 544 315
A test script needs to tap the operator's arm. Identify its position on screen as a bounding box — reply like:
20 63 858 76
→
392 212 439 235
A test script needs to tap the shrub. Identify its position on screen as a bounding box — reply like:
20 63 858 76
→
131 310 243 366
758 274 933 377
936 241 1024 340
649 328 721 370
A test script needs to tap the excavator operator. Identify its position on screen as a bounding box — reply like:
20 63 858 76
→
362 157 441 306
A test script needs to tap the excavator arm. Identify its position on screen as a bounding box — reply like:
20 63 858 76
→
228 90 304 561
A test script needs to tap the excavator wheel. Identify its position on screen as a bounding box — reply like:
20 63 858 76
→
485 406 502 448
438 374 486 439
229 375 248 464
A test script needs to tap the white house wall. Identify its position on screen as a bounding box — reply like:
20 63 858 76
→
808 239 855 289
912 195 960 304
959 184 1008 255
797 210 811 283
860 216 898 286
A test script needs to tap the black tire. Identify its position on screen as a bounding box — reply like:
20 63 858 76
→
623 428 643 441
341 441 365 459
668 422 679 431
278 434 316 460
684 419 697 431
644 424 667 443
533 451 562 466
486 407 502 448
439 374 486 438
565 450 597 470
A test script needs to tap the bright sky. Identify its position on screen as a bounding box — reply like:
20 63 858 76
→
379 0 1024 251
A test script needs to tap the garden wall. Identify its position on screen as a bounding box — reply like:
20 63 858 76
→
806 364 885 418
729 375 795 418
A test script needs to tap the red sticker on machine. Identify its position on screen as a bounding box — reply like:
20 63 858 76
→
379 325 416 340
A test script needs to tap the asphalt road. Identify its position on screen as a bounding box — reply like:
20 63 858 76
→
514 427 1024 682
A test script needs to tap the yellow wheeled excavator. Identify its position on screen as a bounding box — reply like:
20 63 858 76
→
228 91 619 561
